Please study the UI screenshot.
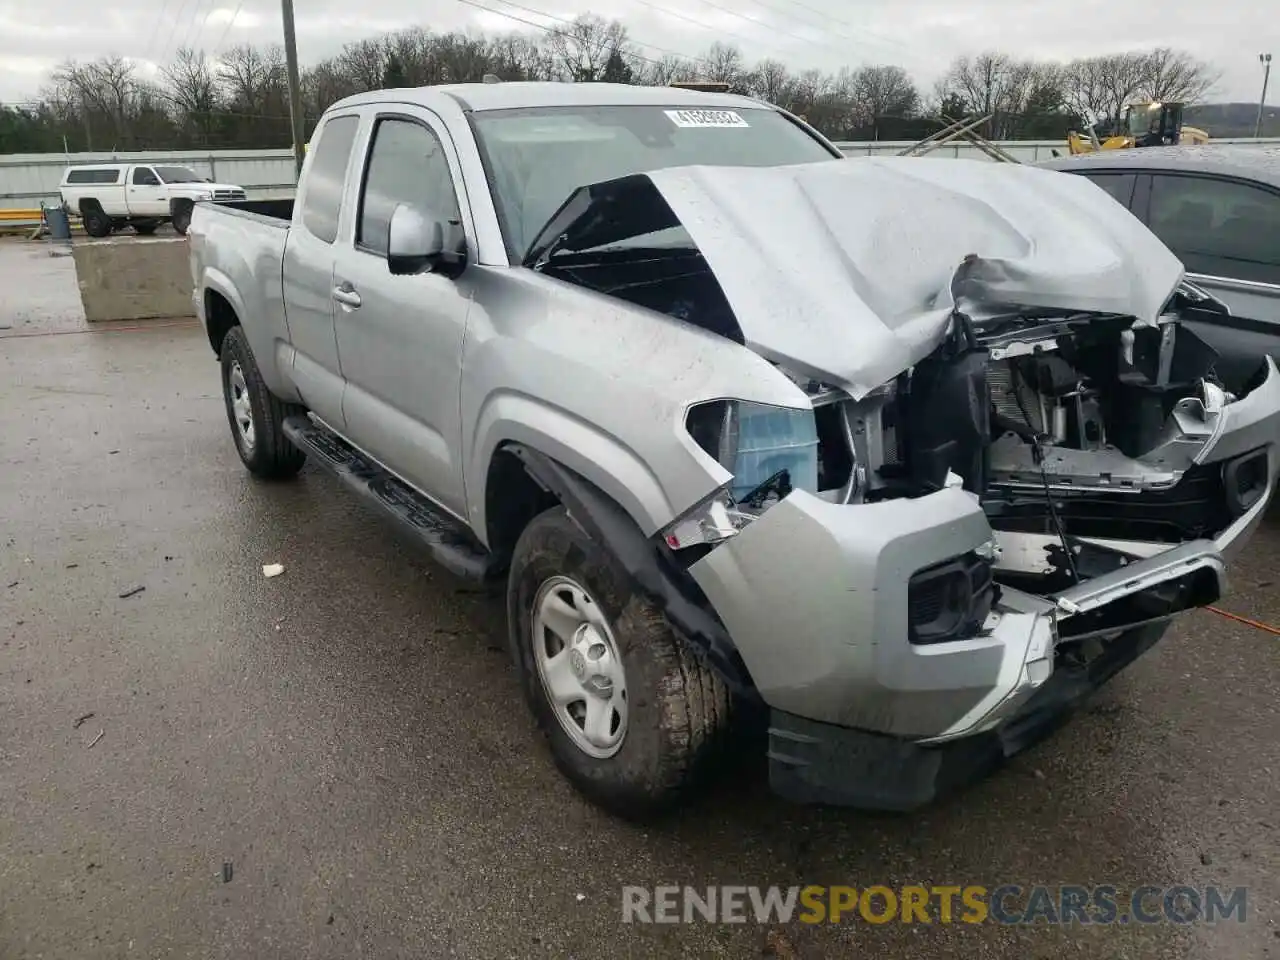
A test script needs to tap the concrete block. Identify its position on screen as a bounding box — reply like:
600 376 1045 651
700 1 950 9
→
72 237 195 322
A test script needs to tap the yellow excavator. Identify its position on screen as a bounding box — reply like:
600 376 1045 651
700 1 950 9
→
1067 100 1210 154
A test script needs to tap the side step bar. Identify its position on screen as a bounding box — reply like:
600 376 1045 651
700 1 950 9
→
282 415 498 582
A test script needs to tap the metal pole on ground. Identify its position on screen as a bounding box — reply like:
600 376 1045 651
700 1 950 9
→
281 0 307 177
1257 53 1273 140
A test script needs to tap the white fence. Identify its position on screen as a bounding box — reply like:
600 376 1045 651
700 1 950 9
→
4 138 1280 209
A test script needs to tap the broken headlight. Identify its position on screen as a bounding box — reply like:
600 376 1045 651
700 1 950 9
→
663 400 819 551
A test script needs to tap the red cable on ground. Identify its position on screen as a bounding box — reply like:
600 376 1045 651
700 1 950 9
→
1206 605 1280 637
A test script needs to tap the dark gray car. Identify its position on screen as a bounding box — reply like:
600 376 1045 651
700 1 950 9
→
1041 146 1280 390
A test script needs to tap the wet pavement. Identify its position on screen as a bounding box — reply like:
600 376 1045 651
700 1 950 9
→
2 239 1279 958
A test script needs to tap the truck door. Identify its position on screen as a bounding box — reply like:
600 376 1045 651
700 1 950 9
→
280 112 362 430
331 108 473 521
128 166 168 216
1138 171 1280 386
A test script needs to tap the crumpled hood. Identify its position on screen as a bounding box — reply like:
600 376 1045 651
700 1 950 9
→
533 158 1186 399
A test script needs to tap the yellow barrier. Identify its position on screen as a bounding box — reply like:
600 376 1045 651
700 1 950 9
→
0 208 83 232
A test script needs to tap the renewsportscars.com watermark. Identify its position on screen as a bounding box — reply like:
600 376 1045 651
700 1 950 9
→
621 885 1249 926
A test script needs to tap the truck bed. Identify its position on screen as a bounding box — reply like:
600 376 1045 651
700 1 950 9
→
188 197 296 398
211 198 295 224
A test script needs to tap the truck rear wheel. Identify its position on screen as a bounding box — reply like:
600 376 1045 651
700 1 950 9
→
81 206 111 238
507 506 732 819
219 325 306 479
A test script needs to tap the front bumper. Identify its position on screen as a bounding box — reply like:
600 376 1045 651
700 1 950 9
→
766 620 1169 811
687 358 1280 756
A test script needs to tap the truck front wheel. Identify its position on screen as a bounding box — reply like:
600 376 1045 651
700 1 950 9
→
219 325 306 479
507 506 732 819
172 201 193 235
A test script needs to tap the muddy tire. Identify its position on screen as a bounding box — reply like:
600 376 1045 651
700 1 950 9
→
171 201 193 235
81 206 111 238
219 325 306 480
507 506 732 819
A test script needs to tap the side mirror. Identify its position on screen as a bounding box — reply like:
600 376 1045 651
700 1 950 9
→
387 203 466 277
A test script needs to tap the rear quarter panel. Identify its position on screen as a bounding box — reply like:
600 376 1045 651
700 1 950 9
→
189 204 295 397
62 183 127 215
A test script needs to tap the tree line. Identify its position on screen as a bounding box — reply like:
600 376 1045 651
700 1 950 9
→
0 15 1219 154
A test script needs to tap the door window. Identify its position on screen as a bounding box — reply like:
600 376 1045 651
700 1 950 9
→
300 114 360 244
132 167 161 186
1077 172 1136 208
1146 174 1280 284
357 117 460 257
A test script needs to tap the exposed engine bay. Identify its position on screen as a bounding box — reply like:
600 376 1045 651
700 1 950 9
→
799 305 1271 592
539 242 1271 603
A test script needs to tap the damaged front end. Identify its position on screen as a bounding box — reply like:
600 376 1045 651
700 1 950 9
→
526 158 1280 809
667 307 1279 810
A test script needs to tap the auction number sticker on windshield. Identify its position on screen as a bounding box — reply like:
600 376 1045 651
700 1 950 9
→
664 109 750 128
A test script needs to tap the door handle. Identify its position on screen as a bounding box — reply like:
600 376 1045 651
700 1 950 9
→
331 284 362 309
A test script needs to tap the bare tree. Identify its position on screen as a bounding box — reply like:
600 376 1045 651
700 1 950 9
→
51 56 146 149
548 14 629 82
337 38 388 92
1072 52 1149 130
1062 55 1112 126
1140 47 1219 103
851 64 919 137
217 43 285 113
747 58 791 105
433 31 498 83
5 36 1224 153
700 42 748 91
162 47 220 143
939 52 1046 136
489 34 557 81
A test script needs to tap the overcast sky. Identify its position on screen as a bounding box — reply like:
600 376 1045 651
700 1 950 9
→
0 0 1272 106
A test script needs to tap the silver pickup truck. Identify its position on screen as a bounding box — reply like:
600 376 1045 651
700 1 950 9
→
189 82 1280 819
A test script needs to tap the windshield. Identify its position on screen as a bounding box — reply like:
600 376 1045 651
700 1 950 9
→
471 105 839 259
154 165 204 184
1126 106 1161 136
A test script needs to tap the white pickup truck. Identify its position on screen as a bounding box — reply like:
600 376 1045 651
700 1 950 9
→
59 162 247 237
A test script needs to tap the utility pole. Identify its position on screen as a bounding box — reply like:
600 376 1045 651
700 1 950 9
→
1257 53 1273 140
281 0 307 177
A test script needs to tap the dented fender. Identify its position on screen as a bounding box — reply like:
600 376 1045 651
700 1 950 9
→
510 445 759 697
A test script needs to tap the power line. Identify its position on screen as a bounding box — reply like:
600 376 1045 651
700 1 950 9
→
143 0 178 64
453 0 688 71
683 0 887 65
486 0 700 65
156 0 193 64
743 0 911 56
212 0 249 56
611 0 799 63
161 0 206 64
180 0 217 53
